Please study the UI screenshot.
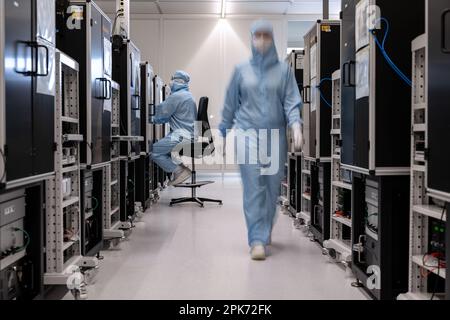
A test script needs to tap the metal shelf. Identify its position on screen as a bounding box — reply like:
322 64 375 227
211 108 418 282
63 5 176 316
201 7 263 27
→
112 135 144 142
412 255 446 279
62 241 77 252
62 255 83 272
110 206 120 217
62 165 79 173
62 196 79 208
332 215 352 228
63 134 84 142
302 193 311 201
413 124 426 132
413 103 427 110
411 164 426 172
61 116 79 124
330 129 341 135
412 204 446 220
332 180 352 190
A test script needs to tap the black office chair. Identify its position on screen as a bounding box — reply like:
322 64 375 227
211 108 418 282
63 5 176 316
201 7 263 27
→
169 97 223 208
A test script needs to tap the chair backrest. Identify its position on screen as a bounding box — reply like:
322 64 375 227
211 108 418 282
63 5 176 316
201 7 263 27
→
197 97 214 146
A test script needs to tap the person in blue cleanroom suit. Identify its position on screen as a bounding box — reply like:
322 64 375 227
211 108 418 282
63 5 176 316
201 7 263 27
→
151 70 198 186
219 20 303 261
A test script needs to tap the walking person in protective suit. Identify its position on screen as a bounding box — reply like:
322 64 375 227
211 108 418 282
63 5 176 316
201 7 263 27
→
219 20 303 260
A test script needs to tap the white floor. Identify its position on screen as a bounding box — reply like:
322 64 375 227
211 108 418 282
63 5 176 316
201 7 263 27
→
70 174 369 300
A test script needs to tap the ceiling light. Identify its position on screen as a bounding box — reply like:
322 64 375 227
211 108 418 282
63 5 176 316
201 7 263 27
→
221 0 227 19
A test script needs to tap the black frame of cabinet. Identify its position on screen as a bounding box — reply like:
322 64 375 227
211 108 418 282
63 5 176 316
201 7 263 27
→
426 0 450 197
112 39 142 157
2 0 55 185
340 0 356 167
304 21 341 160
55 0 112 166
348 0 425 173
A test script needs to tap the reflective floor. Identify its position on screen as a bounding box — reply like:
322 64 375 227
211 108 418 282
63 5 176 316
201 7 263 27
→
60 173 368 300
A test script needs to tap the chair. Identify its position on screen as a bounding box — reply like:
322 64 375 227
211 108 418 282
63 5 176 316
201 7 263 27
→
169 97 223 208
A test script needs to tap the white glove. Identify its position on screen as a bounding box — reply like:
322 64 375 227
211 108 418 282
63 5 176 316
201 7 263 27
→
291 122 303 152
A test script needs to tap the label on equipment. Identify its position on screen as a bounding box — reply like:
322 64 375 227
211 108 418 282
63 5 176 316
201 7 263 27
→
321 25 331 32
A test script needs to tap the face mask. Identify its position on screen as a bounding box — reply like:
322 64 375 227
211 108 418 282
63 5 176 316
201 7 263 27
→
253 38 273 55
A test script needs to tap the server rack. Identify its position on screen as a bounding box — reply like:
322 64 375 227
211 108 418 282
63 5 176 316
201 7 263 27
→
112 39 143 157
398 34 447 300
135 62 155 210
342 0 425 175
1 0 56 188
340 0 356 167
324 70 353 264
352 174 410 300
55 0 112 166
103 81 128 241
112 38 144 223
302 20 340 245
43 51 97 294
303 21 340 160
426 0 450 201
399 0 449 299
280 50 304 218
344 0 425 300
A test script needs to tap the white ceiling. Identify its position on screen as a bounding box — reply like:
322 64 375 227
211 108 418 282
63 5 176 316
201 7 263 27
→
96 0 341 16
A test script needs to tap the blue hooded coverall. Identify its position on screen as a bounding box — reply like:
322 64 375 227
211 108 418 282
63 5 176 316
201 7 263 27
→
219 21 303 247
151 71 198 173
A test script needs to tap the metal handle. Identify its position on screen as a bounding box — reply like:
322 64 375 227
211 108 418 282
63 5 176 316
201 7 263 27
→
442 9 450 53
14 41 34 76
96 78 111 100
105 79 112 100
343 61 355 87
131 95 141 111
342 62 348 86
313 205 320 225
34 43 49 77
303 85 311 103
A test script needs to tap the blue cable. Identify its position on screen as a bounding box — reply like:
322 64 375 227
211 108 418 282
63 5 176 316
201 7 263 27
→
370 17 412 87
316 78 332 108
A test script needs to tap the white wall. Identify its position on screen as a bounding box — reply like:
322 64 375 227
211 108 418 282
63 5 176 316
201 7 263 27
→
128 15 294 171
98 11 333 171
129 16 289 130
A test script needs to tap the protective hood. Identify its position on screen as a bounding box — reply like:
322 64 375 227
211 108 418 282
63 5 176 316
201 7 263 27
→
170 70 190 93
250 20 279 69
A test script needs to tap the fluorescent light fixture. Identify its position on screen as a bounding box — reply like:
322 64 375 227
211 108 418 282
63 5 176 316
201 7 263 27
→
221 0 227 18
